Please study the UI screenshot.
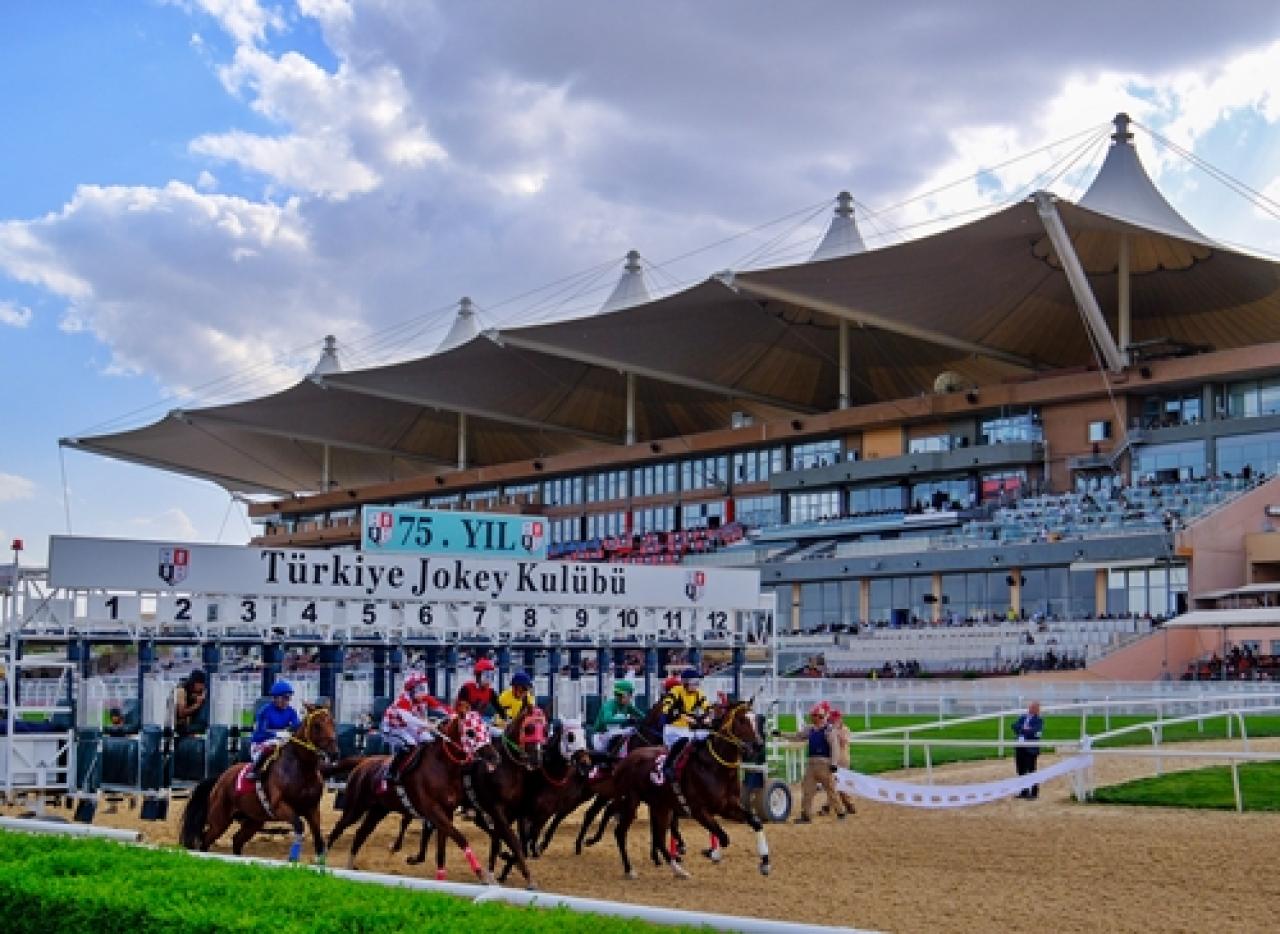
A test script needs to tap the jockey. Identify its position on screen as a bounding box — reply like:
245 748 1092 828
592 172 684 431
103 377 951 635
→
247 680 301 780
455 657 499 719
381 670 451 788
660 667 710 783
496 671 534 724
592 679 644 754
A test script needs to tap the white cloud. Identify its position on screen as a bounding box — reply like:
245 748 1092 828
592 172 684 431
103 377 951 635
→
180 0 285 47
196 170 218 191
126 507 200 541
0 300 32 327
0 473 36 503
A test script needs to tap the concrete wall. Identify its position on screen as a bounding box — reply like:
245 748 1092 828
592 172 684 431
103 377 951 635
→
1178 475 1280 596
1246 532 1280 583
1042 397 1128 492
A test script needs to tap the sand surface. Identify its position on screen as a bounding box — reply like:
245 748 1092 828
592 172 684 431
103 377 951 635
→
6 741 1280 934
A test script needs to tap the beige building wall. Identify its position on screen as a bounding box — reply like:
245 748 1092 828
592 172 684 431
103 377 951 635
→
862 426 904 461
1091 625 1280 681
1040 397 1128 493
1178 475 1280 596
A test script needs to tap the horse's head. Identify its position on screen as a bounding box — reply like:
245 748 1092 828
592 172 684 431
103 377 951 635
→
453 710 499 772
557 717 592 777
506 706 548 769
714 698 763 762
300 704 340 760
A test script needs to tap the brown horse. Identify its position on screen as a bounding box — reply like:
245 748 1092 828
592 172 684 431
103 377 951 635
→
606 699 771 879
419 704 548 888
326 711 497 881
179 705 339 863
573 701 685 859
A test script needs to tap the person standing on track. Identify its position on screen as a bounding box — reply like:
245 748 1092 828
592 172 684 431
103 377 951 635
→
793 702 847 823
1012 701 1044 798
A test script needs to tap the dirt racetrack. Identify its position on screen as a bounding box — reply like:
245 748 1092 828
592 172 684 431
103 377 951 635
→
7 741 1280 934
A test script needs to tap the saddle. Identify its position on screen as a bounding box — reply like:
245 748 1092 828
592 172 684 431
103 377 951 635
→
234 764 276 818
649 743 693 786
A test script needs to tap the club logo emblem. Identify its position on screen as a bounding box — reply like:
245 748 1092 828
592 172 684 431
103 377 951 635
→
521 520 545 553
684 570 706 603
158 546 190 586
366 510 394 547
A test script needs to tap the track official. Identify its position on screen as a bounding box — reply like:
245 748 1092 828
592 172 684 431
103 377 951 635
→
1012 701 1044 798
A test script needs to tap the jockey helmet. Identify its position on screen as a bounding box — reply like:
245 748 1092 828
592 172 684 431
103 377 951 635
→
680 667 701 682
269 680 294 698
613 679 634 696
662 675 681 691
403 670 429 694
474 658 496 674
511 671 533 689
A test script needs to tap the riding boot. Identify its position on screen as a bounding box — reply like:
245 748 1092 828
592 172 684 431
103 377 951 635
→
387 747 411 786
247 749 271 782
664 738 688 784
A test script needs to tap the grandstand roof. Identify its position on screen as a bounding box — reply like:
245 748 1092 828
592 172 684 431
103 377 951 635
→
63 122 1280 495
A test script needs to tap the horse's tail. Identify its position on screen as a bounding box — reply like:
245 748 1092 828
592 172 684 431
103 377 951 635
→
179 777 216 849
321 755 364 778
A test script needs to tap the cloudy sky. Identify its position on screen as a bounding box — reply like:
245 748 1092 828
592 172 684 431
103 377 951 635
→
3 0 1280 565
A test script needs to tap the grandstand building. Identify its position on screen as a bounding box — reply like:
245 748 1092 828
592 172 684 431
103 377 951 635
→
65 114 1280 672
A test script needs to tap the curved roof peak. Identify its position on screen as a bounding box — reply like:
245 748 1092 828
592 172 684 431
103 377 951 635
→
310 334 343 376
600 249 651 314
1078 113 1204 241
810 191 867 262
436 296 480 353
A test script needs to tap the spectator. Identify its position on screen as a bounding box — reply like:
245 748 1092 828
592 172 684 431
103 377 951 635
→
820 707 857 816
1012 701 1044 799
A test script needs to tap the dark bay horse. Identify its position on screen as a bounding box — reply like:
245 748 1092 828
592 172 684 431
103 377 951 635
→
606 699 771 879
180 705 339 863
422 705 548 888
326 711 497 880
492 717 592 881
573 701 688 860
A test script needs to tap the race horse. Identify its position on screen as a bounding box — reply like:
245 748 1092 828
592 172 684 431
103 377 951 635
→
326 710 497 881
492 717 592 881
180 704 340 863
419 704 549 889
606 698 772 879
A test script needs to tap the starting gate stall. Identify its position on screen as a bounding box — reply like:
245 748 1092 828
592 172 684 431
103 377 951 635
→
2 535 770 823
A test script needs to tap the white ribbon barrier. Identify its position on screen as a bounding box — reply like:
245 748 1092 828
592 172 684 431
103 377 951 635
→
833 755 1093 809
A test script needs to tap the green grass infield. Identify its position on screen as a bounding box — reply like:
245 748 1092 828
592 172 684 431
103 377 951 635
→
0 830 702 934
1090 761 1280 811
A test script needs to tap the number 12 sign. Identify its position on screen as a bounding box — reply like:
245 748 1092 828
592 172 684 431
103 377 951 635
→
361 506 548 560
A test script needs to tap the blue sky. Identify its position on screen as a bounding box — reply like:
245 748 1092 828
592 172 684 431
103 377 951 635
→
3 0 1280 565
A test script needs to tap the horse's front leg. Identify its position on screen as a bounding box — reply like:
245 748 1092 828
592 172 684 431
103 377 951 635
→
718 800 770 876
304 806 327 866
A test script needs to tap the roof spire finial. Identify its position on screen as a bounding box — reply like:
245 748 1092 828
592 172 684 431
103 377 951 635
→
436 296 480 353
1112 113 1133 145
600 248 651 314
459 296 474 317
834 190 854 218
311 333 342 375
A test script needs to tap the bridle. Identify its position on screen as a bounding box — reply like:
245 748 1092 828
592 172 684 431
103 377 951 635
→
501 708 548 767
288 707 333 757
705 703 756 769
439 712 490 765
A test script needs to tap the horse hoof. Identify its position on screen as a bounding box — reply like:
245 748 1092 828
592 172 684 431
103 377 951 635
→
671 861 690 880
406 856 423 866
482 872 496 885
704 848 722 864
759 862 771 877
526 882 538 892
625 870 639 881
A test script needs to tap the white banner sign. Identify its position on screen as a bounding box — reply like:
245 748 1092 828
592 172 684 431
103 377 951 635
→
833 755 1093 809
48 535 760 611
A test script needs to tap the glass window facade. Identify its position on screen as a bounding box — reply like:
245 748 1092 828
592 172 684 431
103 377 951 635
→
732 447 785 484
681 500 726 530
788 490 841 523
1139 392 1203 428
909 477 971 511
585 511 625 539
681 455 730 492
543 475 585 507
848 485 906 515
1088 420 1112 442
549 517 582 544
790 439 841 471
631 464 677 498
1132 441 1206 483
735 494 783 529
633 506 675 534
798 581 856 631
1221 378 1280 420
1107 565 1186 618
980 408 1043 445
1217 430 1280 478
908 434 950 454
584 469 628 503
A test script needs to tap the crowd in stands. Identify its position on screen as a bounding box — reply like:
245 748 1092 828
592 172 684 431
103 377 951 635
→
803 610 1167 634
549 523 746 563
793 650 1086 680
1182 643 1280 681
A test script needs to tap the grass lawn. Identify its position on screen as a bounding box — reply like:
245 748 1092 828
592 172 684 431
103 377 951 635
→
771 713 1280 776
1091 762 1280 811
